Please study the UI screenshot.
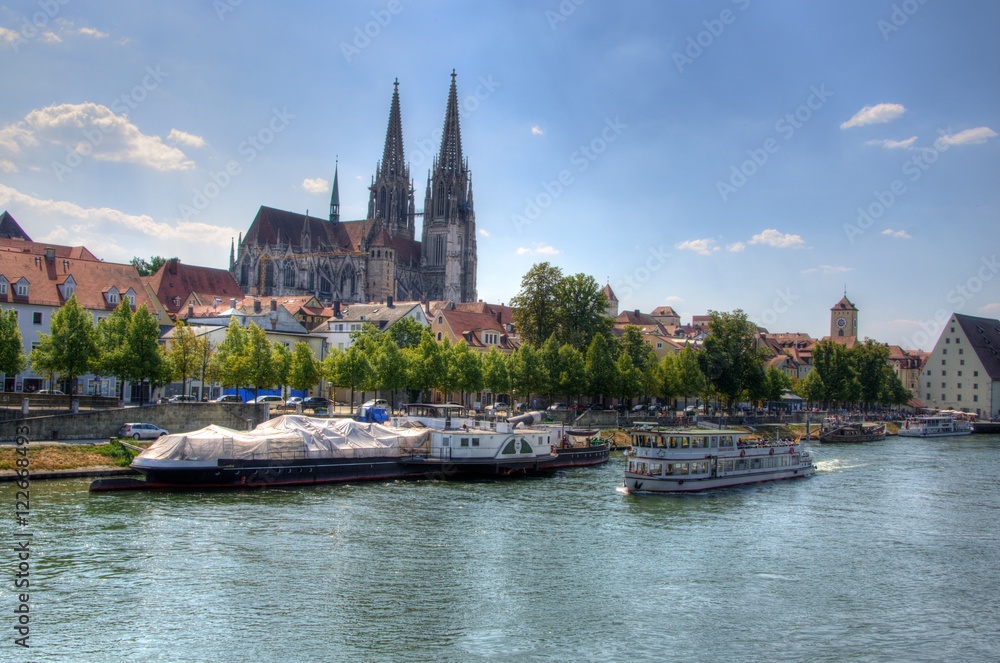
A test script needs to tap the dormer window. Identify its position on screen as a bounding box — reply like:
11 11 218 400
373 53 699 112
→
0 277 7 296
59 275 77 300
15 278 28 298
108 291 119 305
125 288 136 306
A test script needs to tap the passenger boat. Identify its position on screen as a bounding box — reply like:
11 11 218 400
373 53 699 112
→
819 421 887 443
392 405 608 476
897 415 972 438
623 428 814 494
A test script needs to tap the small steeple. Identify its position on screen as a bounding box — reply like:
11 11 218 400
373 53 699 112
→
229 238 235 268
382 79 405 178
329 158 340 223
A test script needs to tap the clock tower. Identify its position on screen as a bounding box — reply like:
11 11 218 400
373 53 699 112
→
830 293 858 338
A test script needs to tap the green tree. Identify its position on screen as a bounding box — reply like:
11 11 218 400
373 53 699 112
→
128 305 169 404
764 365 793 407
482 347 511 405
271 342 292 400
449 340 483 407
130 255 170 277
375 337 409 411
676 346 706 410
387 316 424 350
47 295 97 402
167 322 200 396
510 262 563 347
244 324 277 400
615 350 641 404
337 344 376 412
657 353 681 410
853 339 891 410
881 366 912 407
538 334 564 399
209 318 250 394
408 329 446 402
509 344 548 406
28 336 58 390
698 310 765 412
196 335 215 399
813 339 859 406
585 333 617 404
287 342 322 397
554 272 610 350
794 369 825 406
0 309 26 378
556 343 586 405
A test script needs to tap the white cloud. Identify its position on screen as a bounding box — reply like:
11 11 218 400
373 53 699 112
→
0 103 194 171
40 31 61 44
0 159 16 173
663 295 683 303
0 183 236 257
749 229 805 248
802 265 853 275
840 103 906 129
936 127 998 147
77 27 109 38
676 238 718 256
167 129 207 149
478 228 489 238
516 244 559 256
0 27 20 44
881 228 911 239
727 241 745 253
978 303 1000 315
866 136 917 149
531 125 544 136
301 177 329 194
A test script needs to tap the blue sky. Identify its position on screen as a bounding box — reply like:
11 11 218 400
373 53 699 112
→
1 0 997 350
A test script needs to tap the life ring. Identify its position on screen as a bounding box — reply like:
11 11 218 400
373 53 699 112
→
769 448 774 455
740 450 745 457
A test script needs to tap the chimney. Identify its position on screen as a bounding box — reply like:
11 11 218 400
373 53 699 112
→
43 248 55 261
333 301 341 317
254 299 262 313
230 298 237 309
168 258 179 275
496 310 502 324
270 298 277 312
387 295 393 308
634 309 640 317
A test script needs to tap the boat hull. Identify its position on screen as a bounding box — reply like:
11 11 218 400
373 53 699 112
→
91 456 425 491
624 466 813 493
551 443 610 469
896 430 972 438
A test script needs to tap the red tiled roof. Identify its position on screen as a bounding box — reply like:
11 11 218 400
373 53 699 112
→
146 258 243 313
0 250 157 312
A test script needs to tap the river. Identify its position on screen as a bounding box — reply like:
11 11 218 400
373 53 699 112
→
2 434 999 662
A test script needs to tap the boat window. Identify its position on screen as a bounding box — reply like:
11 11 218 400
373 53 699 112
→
678 462 689 475
691 437 705 449
668 436 680 448
681 437 690 449
472 438 480 447
665 463 673 475
442 437 450 447
460 438 469 447
649 463 663 476
655 436 666 448
708 436 718 448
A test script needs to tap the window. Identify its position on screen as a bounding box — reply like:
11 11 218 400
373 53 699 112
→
957 394 962 401
974 395 979 402
957 383 962 389
283 263 295 287
0 280 6 295
946 338 950 344
943 349 947 354
959 349 964 354
941 383 946 388
960 360 965 365
926 382 930 388
16 282 28 297
436 332 442 341
32 312 42 324
974 371 979 377
942 371 946 376
974 383 978 389
109 291 118 304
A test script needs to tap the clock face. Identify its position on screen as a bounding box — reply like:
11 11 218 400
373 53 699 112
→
836 317 847 328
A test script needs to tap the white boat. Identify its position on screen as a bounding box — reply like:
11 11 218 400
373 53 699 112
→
624 428 814 494
897 415 973 438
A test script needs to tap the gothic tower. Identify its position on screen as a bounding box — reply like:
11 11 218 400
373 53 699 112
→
329 160 340 223
421 70 478 303
368 79 416 240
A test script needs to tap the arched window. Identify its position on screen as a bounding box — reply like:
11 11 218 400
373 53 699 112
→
240 263 249 286
436 185 445 216
283 262 295 287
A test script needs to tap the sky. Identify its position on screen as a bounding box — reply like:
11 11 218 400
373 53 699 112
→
1 0 998 351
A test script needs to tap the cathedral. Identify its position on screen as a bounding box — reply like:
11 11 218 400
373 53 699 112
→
229 71 478 305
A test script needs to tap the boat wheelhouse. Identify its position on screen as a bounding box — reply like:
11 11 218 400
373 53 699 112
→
897 415 973 438
624 428 814 494
819 422 887 443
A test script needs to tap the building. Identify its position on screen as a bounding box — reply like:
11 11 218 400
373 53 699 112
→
0 226 169 397
920 313 1000 417
321 298 429 352
429 301 518 353
650 305 681 327
830 293 859 339
602 283 619 318
230 72 477 307
145 258 244 323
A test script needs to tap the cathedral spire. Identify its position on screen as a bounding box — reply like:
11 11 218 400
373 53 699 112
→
438 69 463 172
329 158 340 223
382 78 405 177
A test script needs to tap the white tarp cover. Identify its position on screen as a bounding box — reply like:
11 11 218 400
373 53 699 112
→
135 416 430 462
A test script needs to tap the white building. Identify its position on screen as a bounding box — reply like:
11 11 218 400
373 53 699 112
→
920 313 1000 417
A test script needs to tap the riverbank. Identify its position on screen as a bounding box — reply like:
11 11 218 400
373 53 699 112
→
0 439 142 479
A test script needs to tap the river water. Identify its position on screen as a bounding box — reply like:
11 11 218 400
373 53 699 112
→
3 434 999 662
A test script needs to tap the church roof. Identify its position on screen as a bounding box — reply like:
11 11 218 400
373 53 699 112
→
244 206 353 252
0 211 31 241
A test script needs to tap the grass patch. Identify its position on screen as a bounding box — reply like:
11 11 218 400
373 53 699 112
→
0 439 149 472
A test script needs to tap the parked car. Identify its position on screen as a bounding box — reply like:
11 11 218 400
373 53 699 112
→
684 405 699 415
213 394 241 403
302 396 332 409
547 403 568 411
286 396 303 406
38 389 66 395
248 395 284 404
118 422 168 440
361 398 388 409
631 404 645 413
168 394 198 403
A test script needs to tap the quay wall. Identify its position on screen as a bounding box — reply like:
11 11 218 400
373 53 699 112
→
0 403 272 442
